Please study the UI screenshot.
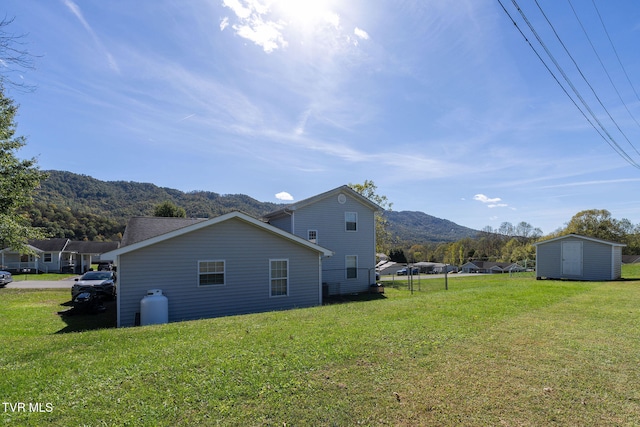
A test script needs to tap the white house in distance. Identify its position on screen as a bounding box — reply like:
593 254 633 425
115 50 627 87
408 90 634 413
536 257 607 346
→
0 239 119 274
534 234 625 281
102 184 382 327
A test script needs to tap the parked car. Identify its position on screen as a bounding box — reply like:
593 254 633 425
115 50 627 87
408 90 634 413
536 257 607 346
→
97 261 113 271
396 267 419 276
71 271 117 300
0 270 13 287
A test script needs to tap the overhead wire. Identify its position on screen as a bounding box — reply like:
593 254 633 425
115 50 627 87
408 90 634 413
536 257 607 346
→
590 0 640 105
562 0 640 155
495 0 640 169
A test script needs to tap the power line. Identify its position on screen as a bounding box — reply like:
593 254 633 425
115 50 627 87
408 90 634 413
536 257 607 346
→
590 0 640 105
496 0 640 169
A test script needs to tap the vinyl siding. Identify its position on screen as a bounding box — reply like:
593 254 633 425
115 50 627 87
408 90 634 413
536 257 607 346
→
291 192 376 294
536 236 621 281
117 218 322 327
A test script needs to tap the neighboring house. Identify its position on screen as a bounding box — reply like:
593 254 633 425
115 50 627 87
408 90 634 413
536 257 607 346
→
264 185 381 296
101 212 333 328
534 234 625 281
460 261 525 274
0 239 119 273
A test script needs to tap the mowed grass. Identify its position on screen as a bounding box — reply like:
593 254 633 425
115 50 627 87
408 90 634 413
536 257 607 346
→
2 267 640 426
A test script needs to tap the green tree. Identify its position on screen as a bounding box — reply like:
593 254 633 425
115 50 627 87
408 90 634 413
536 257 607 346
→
0 86 48 252
153 200 186 218
348 180 393 253
564 209 626 242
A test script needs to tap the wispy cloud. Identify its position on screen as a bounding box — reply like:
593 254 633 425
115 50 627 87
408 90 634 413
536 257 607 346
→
221 0 368 54
474 194 508 208
62 0 120 73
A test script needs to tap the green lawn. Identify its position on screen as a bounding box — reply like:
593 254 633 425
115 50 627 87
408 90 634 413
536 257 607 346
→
1 267 640 426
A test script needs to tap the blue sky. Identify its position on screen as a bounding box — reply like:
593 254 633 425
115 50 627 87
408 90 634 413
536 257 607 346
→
4 0 640 235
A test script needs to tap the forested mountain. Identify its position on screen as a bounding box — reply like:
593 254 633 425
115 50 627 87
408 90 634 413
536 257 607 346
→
384 210 478 244
26 170 477 243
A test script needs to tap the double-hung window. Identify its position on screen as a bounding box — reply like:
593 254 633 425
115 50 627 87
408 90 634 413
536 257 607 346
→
345 212 357 231
270 259 288 297
346 255 358 279
308 229 318 244
199 260 225 286
43 253 52 263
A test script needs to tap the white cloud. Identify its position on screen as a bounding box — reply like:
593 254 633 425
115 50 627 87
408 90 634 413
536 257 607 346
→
223 0 287 52
473 194 502 204
275 191 294 201
488 203 508 208
354 27 369 40
220 17 229 31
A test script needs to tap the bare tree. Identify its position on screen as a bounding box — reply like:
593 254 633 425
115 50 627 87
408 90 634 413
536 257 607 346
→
0 16 36 90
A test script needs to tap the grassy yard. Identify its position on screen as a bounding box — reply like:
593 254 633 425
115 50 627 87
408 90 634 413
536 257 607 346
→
1 267 640 425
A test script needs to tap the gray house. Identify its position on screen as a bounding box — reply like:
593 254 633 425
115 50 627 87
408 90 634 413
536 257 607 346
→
460 261 526 274
264 185 381 296
534 234 625 281
102 212 333 327
0 239 119 273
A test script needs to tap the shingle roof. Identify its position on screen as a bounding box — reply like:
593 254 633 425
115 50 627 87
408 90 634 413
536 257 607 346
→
28 238 69 252
120 217 208 247
104 212 333 258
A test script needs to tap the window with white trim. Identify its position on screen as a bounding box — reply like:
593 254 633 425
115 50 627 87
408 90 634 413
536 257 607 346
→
345 212 357 231
270 259 288 297
346 255 358 279
308 229 318 244
198 260 225 286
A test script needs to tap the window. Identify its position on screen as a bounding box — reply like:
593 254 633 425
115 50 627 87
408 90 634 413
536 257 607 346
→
43 253 52 263
345 212 357 231
199 260 225 286
308 229 318 244
346 255 358 279
270 259 288 297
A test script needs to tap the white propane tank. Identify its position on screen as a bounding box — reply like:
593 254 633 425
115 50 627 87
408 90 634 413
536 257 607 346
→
140 289 168 326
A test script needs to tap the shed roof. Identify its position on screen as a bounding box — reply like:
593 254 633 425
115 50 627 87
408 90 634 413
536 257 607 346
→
533 233 626 247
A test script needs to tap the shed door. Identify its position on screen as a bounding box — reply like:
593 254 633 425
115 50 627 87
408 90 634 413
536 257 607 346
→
562 241 582 276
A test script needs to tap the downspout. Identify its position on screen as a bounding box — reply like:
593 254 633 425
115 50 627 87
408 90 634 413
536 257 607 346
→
318 254 323 305
115 254 121 328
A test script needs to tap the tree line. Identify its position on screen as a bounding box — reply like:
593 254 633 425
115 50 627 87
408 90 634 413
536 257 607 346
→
386 209 640 266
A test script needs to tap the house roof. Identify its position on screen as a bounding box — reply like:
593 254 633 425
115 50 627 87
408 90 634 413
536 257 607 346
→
533 233 626 247
263 185 382 219
120 217 207 247
28 238 69 252
103 211 334 259
3 238 120 255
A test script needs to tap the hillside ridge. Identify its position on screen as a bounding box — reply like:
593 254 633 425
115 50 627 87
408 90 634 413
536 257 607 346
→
30 170 477 243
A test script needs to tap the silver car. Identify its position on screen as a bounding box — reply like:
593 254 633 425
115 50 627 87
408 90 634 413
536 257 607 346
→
0 270 13 287
71 271 116 300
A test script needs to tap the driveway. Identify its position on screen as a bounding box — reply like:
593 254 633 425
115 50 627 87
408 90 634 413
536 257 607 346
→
4 277 78 289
